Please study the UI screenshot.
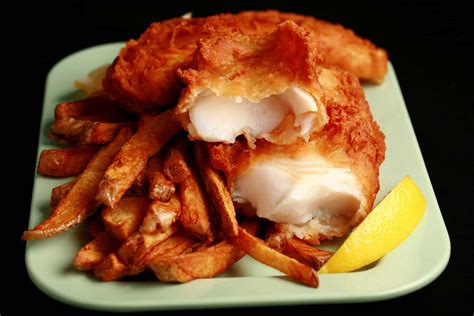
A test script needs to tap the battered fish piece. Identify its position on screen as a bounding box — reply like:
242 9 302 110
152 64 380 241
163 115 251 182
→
103 17 206 113
236 11 387 83
183 22 386 244
104 11 387 113
175 21 330 146
206 79 385 244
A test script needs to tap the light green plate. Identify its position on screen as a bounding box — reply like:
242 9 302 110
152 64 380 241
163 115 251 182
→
26 43 450 311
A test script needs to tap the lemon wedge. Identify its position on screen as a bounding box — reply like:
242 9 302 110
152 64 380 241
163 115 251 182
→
319 176 426 273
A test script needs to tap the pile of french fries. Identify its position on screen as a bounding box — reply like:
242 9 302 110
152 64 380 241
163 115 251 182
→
24 96 333 287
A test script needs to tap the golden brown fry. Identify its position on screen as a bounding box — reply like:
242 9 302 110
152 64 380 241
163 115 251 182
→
54 95 130 122
88 216 105 239
97 110 181 208
282 238 333 271
194 143 238 237
164 138 213 241
140 231 196 267
38 147 99 177
50 179 76 210
101 196 149 241
233 227 319 287
22 128 133 240
140 195 181 234
51 117 125 145
94 253 127 281
149 240 240 283
147 155 175 201
163 138 193 183
128 166 147 195
149 221 258 282
73 231 120 271
96 225 179 281
95 229 191 281
117 225 179 269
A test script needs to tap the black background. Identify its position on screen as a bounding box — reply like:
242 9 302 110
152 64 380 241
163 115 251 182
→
6 0 472 314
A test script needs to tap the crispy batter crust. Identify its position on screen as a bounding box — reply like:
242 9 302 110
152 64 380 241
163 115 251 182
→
175 21 329 145
103 11 387 113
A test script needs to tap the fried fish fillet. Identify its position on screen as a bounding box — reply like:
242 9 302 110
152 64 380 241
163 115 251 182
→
176 22 385 244
175 21 330 146
236 11 387 83
103 11 387 113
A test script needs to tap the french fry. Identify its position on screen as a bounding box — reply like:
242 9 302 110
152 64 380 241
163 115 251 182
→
163 138 192 183
164 137 213 241
88 216 105 239
147 155 175 202
50 179 76 210
101 196 149 241
140 195 181 234
282 238 334 271
38 147 99 177
130 167 148 194
143 231 196 262
95 225 179 281
94 253 127 282
54 95 130 122
117 225 179 267
22 128 133 240
194 143 238 237
97 110 181 208
149 240 241 283
149 221 258 282
233 227 319 287
51 117 125 145
73 231 120 271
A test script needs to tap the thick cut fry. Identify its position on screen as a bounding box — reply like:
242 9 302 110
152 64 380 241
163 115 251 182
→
94 253 127 281
22 128 132 240
233 227 319 287
95 225 179 281
282 238 333 271
54 95 130 122
50 179 76 210
38 147 99 177
147 155 175 201
101 196 149 241
164 138 213 241
149 240 241 283
97 110 181 208
149 221 258 282
73 231 120 271
163 139 192 183
194 143 238 237
140 231 196 267
117 225 179 265
88 216 105 238
140 195 181 234
51 117 125 145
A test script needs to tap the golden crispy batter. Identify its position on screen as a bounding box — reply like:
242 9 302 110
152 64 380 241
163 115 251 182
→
175 21 329 145
236 11 387 82
103 17 205 113
104 11 387 113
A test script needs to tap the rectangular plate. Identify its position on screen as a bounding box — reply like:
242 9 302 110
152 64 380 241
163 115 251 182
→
26 43 450 311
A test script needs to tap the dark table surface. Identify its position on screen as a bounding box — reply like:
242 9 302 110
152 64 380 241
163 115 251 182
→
7 0 472 314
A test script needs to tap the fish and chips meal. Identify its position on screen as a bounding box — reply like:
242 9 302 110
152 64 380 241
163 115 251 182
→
23 11 427 287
